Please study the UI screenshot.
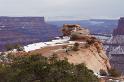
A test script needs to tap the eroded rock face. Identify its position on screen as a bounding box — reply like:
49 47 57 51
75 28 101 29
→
65 43 111 73
0 17 59 51
107 17 124 74
0 17 45 28
62 24 90 36
113 17 124 35
30 24 111 73
31 36 111 73
61 24 111 73
62 24 90 40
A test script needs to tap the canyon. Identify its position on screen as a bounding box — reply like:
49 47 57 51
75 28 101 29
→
0 17 59 51
106 17 124 74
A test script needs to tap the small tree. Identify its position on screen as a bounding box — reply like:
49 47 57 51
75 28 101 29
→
99 69 107 76
14 44 24 51
72 43 80 51
0 53 99 82
17 46 24 51
5 44 14 51
86 39 95 45
108 68 121 77
5 44 24 51
62 45 67 49
0 52 5 56
85 43 90 48
49 53 58 64
70 34 78 40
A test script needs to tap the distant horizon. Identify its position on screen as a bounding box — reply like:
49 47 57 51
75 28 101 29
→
0 0 123 21
0 15 120 21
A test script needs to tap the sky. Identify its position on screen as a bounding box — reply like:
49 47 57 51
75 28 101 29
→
0 0 123 20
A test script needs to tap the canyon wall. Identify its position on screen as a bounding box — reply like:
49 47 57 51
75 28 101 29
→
113 17 124 35
0 17 59 51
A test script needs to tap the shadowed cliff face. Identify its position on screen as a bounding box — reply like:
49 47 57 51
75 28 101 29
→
107 17 124 74
0 17 60 51
0 17 45 28
113 17 124 35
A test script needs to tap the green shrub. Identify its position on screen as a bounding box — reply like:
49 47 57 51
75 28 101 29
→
62 45 68 49
72 43 80 51
0 54 98 82
108 68 121 77
99 69 107 76
70 34 78 40
86 39 95 45
5 44 14 51
85 43 90 48
5 43 24 51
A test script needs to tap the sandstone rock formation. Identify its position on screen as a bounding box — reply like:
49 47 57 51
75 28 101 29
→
10 24 110 74
29 36 111 74
62 24 90 36
29 24 111 74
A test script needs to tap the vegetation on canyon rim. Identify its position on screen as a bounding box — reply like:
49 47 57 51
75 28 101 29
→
0 53 98 82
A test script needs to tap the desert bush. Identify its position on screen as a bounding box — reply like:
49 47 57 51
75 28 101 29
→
99 69 107 76
72 43 80 51
5 44 14 51
94 42 101 53
86 37 98 45
62 45 68 49
108 68 121 77
0 52 6 56
70 34 79 40
86 39 95 45
0 53 98 82
5 43 24 51
85 43 90 48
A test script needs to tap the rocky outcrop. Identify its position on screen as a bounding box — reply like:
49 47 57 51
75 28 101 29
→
62 24 80 36
62 24 90 36
113 17 124 35
29 24 111 74
9 24 110 74
56 41 111 73
30 36 111 73
62 24 90 40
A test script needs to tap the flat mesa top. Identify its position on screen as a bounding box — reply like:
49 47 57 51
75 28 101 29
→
120 17 124 20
